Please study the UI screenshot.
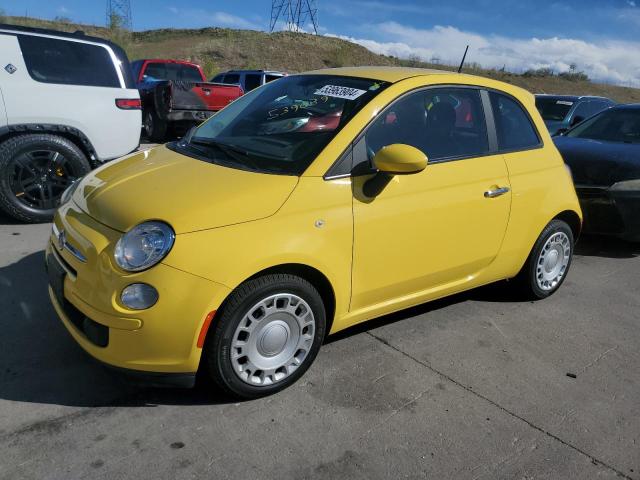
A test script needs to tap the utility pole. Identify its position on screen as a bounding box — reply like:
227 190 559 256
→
106 0 132 30
270 0 318 34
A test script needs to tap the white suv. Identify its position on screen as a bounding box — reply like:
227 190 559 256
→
0 24 141 222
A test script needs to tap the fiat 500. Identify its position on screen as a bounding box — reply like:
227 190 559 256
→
46 67 582 398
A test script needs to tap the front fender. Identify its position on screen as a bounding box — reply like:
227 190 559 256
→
163 176 354 322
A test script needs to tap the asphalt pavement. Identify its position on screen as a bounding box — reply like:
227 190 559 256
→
0 175 639 479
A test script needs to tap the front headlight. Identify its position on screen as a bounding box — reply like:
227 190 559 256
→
60 177 84 205
114 221 175 272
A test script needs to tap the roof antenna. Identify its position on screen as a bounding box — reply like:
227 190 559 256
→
457 45 469 73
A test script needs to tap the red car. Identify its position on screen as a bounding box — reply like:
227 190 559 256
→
132 59 243 141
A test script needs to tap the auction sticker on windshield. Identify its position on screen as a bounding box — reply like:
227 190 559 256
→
314 85 367 100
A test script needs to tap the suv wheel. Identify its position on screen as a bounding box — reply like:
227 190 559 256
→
143 109 167 143
516 219 574 299
0 134 91 223
203 274 326 399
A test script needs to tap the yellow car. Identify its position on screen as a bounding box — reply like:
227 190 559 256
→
46 67 581 398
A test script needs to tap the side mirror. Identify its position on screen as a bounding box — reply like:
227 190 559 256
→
363 144 428 197
373 144 428 175
570 115 584 127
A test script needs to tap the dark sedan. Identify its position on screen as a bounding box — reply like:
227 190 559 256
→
554 104 640 241
536 95 615 135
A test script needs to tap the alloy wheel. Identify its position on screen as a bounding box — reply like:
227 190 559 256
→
9 149 79 210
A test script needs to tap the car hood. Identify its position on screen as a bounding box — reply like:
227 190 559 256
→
553 136 640 187
72 145 299 234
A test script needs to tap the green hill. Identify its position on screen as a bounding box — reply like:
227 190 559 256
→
5 15 640 103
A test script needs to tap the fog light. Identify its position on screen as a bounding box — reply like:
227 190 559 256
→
121 283 158 310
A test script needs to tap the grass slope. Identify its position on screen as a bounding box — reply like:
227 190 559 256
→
5 15 640 103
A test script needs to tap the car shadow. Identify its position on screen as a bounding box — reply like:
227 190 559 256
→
3 235 635 408
575 234 640 259
0 251 235 408
0 210 28 226
326 280 529 344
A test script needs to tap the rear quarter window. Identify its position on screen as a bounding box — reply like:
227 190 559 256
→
490 92 541 151
18 34 120 88
224 74 241 84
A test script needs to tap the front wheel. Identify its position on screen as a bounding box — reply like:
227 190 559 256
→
203 274 326 399
0 134 91 223
516 219 574 299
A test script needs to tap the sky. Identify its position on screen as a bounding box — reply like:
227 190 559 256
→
4 0 640 86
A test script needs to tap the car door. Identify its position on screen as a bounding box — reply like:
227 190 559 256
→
0 33 18 128
350 87 512 311
0 84 7 128
1 32 139 160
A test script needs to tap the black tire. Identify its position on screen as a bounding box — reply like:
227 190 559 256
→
143 109 167 143
203 274 326 399
0 134 91 223
516 219 575 299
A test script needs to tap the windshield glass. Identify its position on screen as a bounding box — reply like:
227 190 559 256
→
566 108 640 143
144 63 202 82
173 74 389 175
535 97 573 121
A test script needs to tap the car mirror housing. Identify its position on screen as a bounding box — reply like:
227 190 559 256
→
363 144 428 197
373 144 428 175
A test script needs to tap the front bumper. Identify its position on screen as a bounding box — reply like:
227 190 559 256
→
47 202 230 378
576 185 640 241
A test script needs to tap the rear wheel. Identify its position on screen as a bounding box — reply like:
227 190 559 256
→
143 109 167 143
0 134 91 223
203 274 326 399
516 219 574 299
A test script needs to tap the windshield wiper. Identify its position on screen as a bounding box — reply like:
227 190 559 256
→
187 138 263 172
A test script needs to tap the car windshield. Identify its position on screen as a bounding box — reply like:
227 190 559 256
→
566 108 640 144
144 63 202 82
172 74 389 175
535 97 574 121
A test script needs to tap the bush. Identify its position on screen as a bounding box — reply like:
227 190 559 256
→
523 67 555 78
558 70 589 82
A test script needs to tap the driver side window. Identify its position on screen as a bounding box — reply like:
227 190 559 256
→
362 87 489 166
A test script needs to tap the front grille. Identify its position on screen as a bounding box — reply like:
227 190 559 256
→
61 299 109 348
51 243 78 277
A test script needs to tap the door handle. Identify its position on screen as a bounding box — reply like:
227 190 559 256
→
484 186 510 198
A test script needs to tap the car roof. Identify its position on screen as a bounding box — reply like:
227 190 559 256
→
302 66 452 83
222 70 285 75
611 103 640 110
136 59 201 67
0 23 119 49
535 94 613 101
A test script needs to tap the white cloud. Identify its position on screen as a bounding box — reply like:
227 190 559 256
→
627 0 636 7
165 8 262 30
209 12 260 30
329 22 640 86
